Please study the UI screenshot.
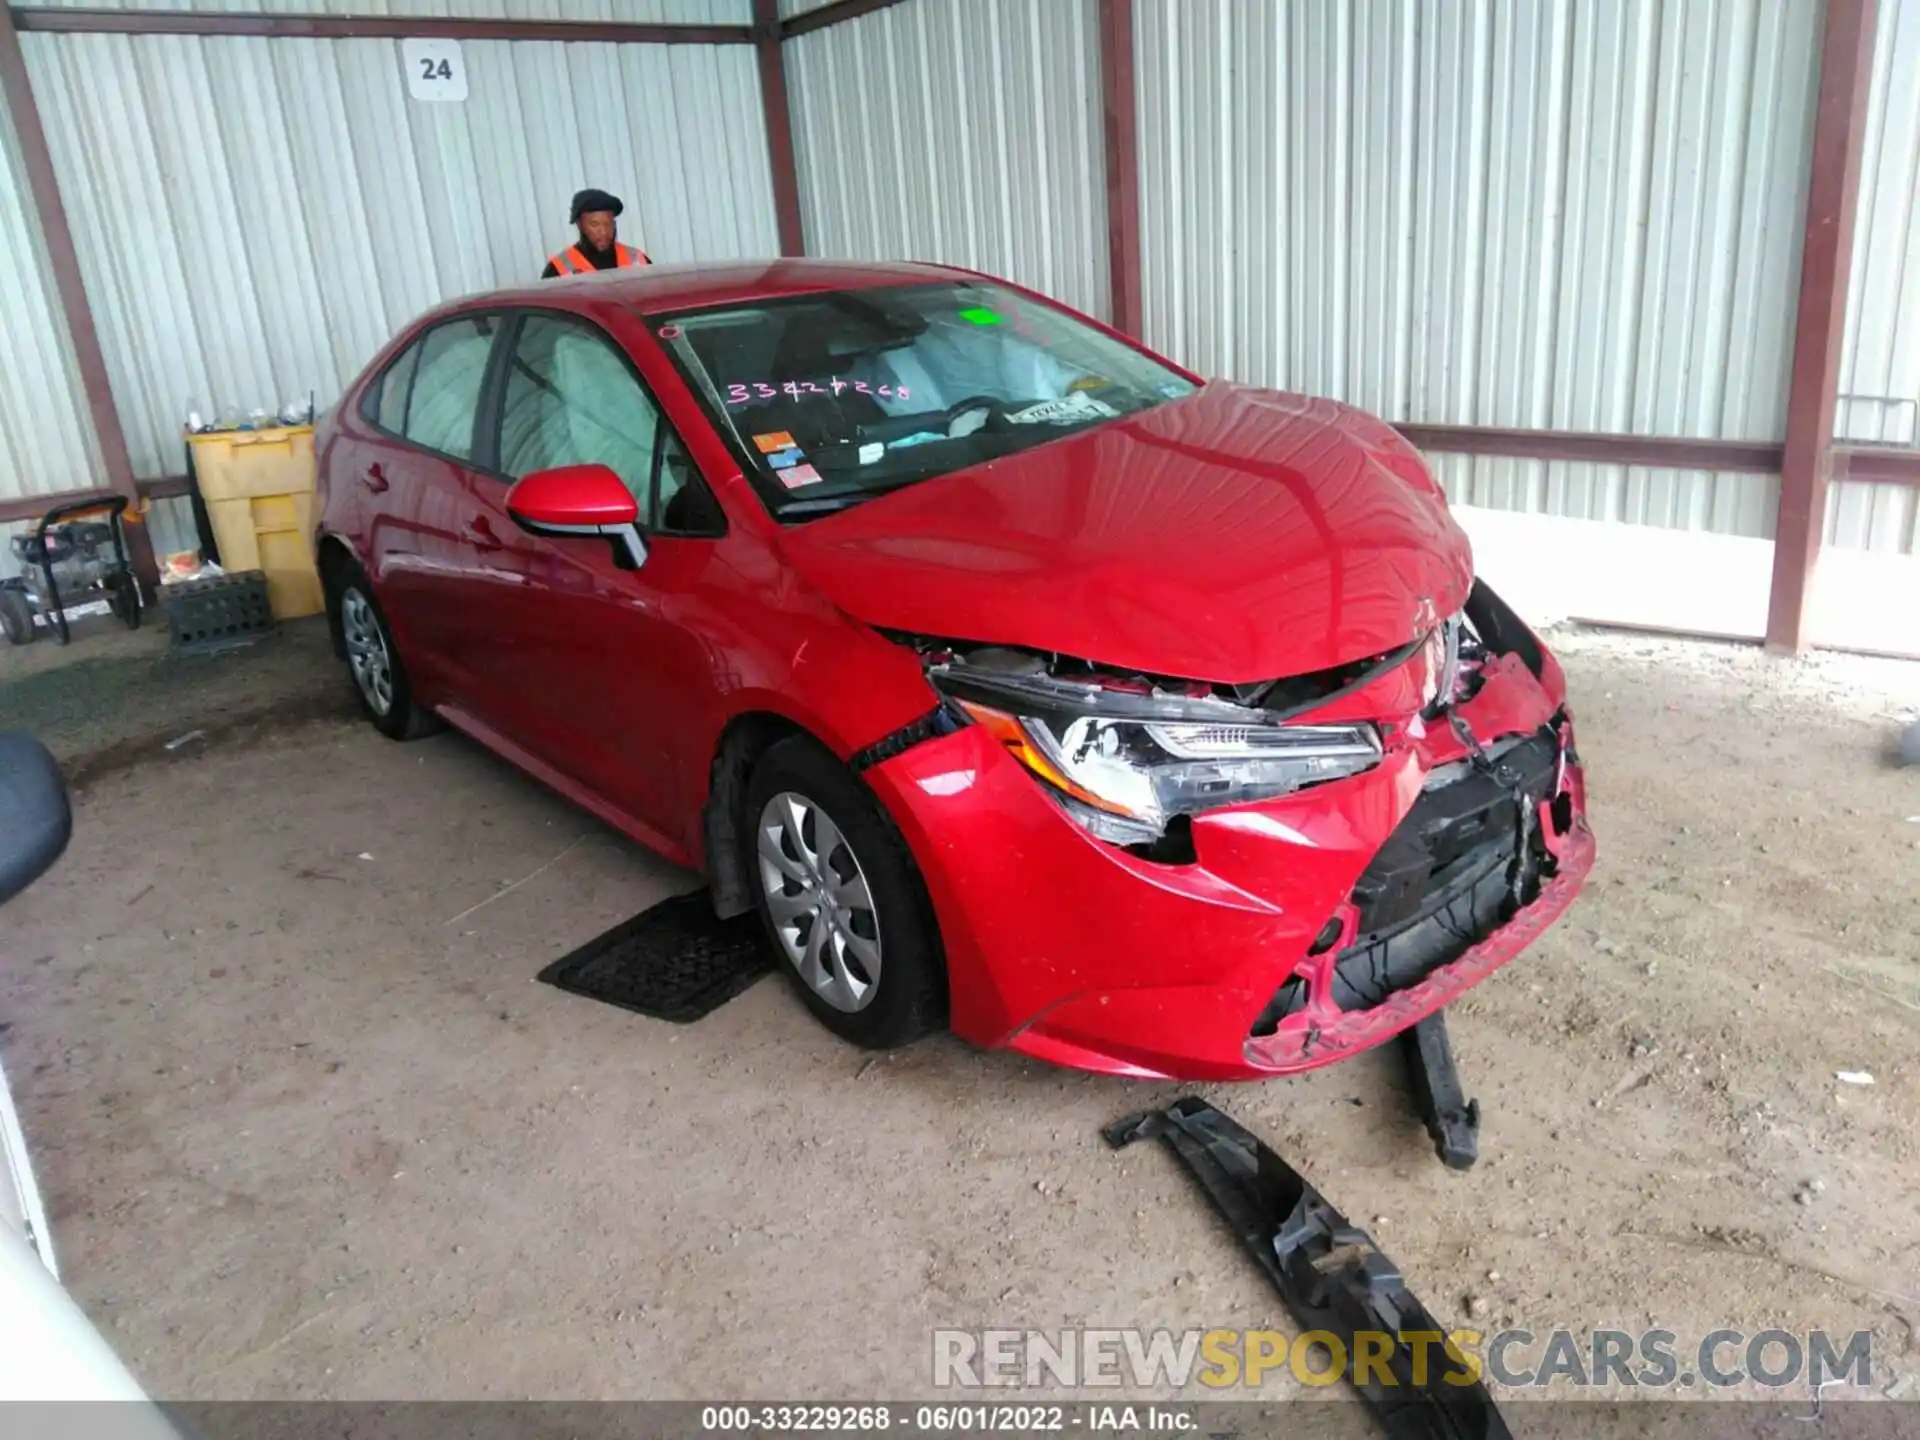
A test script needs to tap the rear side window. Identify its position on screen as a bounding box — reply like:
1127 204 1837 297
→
371 342 421 434
403 316 497 461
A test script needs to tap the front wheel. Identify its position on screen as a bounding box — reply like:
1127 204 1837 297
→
745 735 947 1049
334 567 440 741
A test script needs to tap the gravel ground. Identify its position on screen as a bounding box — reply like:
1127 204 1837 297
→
2 620 1919 1408
0 614 348 784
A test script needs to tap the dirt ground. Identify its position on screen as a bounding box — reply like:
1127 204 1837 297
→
3 613 1919 1406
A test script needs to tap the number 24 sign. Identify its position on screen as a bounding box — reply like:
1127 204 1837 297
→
402 39 468 103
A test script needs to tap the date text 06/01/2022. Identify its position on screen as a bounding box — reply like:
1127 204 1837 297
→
698 1402 1197 1433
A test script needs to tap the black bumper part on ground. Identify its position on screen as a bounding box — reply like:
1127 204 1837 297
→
1105 1097 1511 1440
1401 1011 1480 1171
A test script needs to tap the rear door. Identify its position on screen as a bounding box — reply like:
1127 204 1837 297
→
320 339 417 564
363 314 508 707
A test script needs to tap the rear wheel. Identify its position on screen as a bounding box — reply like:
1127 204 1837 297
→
334 566 439 741
745 735 946 1048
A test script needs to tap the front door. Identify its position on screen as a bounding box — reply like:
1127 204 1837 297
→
457 310 728 841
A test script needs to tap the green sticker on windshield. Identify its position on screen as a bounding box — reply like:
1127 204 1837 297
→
958 306 1002 327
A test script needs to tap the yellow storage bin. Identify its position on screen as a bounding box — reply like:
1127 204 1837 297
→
186 425 324 620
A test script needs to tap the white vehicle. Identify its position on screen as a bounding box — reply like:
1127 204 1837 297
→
0 734 188 1433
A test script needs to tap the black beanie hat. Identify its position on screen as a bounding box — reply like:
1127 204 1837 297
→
570 188 625 223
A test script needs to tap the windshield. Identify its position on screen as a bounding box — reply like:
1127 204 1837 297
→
650 282 1197 517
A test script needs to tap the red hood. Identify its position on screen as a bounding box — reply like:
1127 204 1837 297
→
775 383 1473 685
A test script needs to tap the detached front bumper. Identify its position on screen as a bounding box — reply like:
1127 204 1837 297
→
864 647 1594 1082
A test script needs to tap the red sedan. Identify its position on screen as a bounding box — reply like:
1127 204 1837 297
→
313 260 1593 1081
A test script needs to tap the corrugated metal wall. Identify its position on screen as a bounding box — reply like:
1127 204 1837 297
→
1135 0 1821 543
784 0 1109 321
14 18 775 483
1831 0 1920 555
0 95 100 504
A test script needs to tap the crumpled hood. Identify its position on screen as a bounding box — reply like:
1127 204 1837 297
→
776 383 1474 685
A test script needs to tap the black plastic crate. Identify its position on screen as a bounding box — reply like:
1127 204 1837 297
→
161 570 275 653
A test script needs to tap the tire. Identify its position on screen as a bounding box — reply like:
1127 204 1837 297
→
0 588 33 646
745 734 947 1048
332 564 440 741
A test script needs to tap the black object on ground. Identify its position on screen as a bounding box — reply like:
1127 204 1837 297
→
536 890 769 1023
1106 1096 1512 1440
0 734 72 906
1401 1011 1480 1170
159 570 274 654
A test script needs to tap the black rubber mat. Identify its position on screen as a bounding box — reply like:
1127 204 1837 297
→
536 891 771 1023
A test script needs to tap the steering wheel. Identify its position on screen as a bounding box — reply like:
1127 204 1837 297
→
941 394 1007 437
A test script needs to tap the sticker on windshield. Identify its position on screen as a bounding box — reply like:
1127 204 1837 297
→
779 463 823 490
958 306 1002 327
858 442 885 465
767 447 806 470
753 431 797 453
1007 391 1119 425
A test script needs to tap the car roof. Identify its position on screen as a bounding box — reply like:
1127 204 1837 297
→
462 258 980 319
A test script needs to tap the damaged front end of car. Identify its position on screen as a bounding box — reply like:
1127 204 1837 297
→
1241 583 1594 1072
870 580 1592 1078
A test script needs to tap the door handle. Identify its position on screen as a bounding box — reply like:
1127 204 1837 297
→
463 516 503 553
358 463 389 493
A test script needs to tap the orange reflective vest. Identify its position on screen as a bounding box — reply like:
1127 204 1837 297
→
546 242 650 277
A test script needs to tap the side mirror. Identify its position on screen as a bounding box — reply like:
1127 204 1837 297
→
506 464 648 568
0 734 72 906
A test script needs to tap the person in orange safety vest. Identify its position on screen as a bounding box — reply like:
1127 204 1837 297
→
542 188 651 278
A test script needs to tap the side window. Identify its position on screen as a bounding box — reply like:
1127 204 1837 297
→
500 315 659 503
498 313 722 534
403 316 497 461
371 342 420 435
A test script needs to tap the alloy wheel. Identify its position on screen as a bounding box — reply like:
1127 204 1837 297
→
340 588 394 717
755 791 884 1013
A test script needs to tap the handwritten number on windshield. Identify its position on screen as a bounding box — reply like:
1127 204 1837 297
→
724 379 910 407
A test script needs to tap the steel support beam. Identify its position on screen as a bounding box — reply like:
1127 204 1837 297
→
753 0 805 257
1833 445 1920 489
1766 0 1878 654
0 476 186 526
1097 0 1142 338
780 0 909 42
1395 425 1783 474
11 8 751 44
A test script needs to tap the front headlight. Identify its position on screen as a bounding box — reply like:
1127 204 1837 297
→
931 664 1382 845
